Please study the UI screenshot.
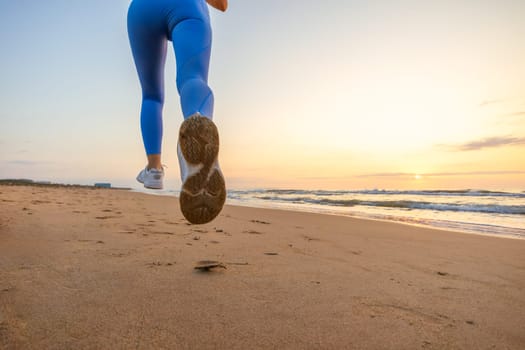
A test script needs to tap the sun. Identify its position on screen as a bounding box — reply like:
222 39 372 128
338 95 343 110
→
414 174 422 180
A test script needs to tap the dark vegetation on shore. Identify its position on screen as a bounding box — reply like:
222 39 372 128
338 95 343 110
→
0 179 130 190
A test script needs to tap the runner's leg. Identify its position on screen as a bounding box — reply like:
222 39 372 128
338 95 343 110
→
171 17 214 119
127 3 167 155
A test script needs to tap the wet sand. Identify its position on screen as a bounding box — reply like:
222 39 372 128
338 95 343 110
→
1 184 524 349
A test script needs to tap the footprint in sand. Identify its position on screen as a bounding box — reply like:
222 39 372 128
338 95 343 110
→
302 235 320 242
76 239 104 244
146 261 176 268
422 341 433 348
250 219 270 225
192 228 208 233
216 228 231 236
194 260 226 271
164 221 180 225
137 223 155 227
151 231 174 235
440 286 458 290
118 229 136 234
243 230 263 235
31 200 51 205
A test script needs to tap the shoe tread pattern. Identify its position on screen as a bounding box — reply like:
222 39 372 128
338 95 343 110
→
179 115 226 224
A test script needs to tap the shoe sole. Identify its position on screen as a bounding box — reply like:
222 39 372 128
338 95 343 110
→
144 183 163 190
178 115 226 224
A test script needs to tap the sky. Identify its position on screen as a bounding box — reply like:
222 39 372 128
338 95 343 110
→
0 0 524 190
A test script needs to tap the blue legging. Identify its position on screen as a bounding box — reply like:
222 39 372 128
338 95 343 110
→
127 0 214 155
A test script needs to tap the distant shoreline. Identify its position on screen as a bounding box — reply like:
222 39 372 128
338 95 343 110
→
0 178 131 191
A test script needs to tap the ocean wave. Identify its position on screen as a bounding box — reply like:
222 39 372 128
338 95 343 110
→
251 195 525 215
230 188 525 198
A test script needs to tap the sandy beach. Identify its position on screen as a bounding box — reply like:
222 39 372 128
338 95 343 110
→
1 184 524 349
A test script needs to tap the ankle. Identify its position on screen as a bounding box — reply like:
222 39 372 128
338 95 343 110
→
147 154 162 170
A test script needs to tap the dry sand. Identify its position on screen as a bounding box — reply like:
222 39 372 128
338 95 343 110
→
1 184 524 349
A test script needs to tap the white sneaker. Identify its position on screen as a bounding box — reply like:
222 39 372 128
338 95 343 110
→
177 114 226 224
136 167 164 189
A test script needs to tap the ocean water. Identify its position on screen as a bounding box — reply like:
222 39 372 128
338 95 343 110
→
226 189 525 239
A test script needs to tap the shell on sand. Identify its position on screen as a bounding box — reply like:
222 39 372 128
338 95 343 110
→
194 260 227 271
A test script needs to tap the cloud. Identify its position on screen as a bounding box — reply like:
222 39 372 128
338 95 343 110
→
426 170 525 176
355 172 413 178
357 170 525 178
2 160 53 166
479 98 505 107
503 111 525 117
457 136 525 151
4 160 39 166
439 136 525 151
